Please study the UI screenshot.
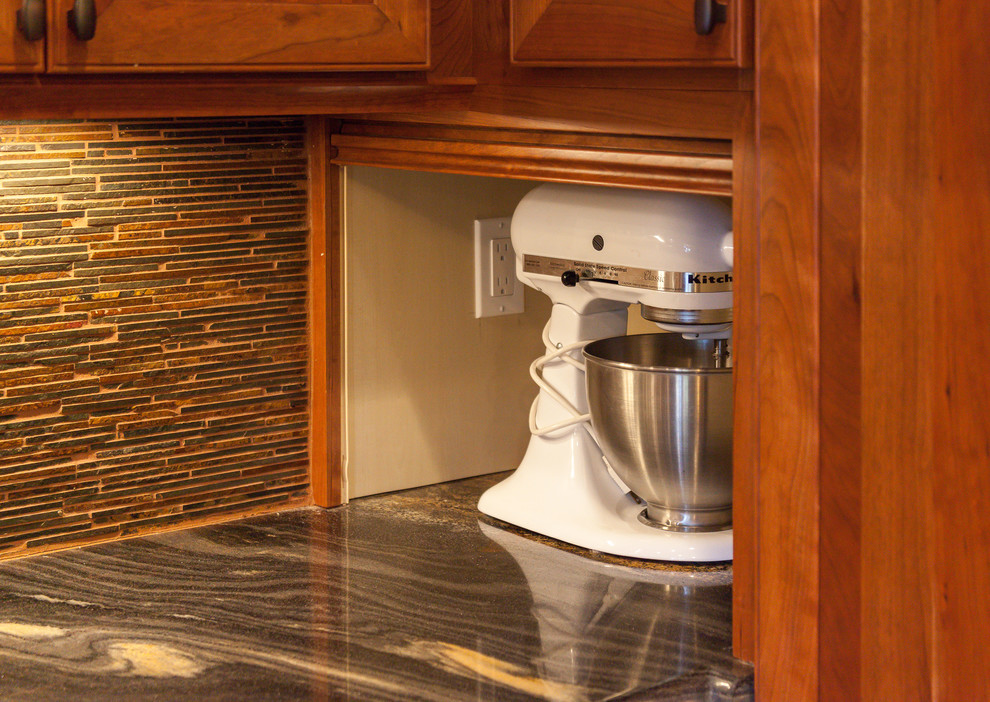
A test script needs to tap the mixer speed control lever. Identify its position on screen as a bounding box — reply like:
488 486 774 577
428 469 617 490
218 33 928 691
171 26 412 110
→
561 270 581 287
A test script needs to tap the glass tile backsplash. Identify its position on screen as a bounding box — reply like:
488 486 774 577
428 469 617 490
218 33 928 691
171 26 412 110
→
0 118 311 559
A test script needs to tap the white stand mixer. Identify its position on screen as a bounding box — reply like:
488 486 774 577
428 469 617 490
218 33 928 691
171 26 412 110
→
478 183 734 562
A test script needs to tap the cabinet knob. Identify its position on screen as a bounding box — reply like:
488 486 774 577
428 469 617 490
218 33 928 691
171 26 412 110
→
67 0 96 40
17 0 45 41
694 0 728 35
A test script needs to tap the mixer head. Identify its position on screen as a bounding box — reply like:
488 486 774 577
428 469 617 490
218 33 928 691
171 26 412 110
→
510 183 733 337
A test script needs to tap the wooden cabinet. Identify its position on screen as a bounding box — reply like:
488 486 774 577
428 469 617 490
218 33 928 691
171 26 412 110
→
510 0 743 66
1 0 45 71
3 0 429 72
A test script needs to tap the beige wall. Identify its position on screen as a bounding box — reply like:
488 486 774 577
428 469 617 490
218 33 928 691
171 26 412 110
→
343 167 548 498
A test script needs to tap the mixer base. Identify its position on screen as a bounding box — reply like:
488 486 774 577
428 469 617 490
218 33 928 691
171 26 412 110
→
478 428 733 563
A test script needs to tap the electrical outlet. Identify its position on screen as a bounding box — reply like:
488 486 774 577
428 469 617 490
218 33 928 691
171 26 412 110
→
474 217 524 318
490 238 514 297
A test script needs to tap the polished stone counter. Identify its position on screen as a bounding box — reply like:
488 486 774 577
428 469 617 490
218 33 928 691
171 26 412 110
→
0 474 753 701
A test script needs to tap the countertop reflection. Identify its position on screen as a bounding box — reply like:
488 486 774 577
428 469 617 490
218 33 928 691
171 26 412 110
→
0 473 752 701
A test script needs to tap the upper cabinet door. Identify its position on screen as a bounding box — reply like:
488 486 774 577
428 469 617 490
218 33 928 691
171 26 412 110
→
1 0 45 71
46 0 429 72
511 0 741 66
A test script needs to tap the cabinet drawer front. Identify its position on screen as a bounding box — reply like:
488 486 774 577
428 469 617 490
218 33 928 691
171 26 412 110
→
512 0 739 66
1 0 45 71
48 0 429 72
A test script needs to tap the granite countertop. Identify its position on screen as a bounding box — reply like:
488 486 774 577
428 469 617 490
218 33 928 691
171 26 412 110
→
0 473 753 701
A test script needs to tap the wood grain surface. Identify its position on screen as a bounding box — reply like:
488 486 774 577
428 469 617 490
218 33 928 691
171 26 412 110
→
860 106 934 702
338 83 746 141
0 76 472 119
469 86 743 140
510 0 738 66
332 121 732 194
818 0 862 694
325 161 345 508
730 94 756 663
46 0 429 71
930 0 990 694
859 0 936 691
753 0 990 694
430 0 472 78
474 0 751 90
0 0 45 71
858 0 990 696
307 118 342 508
753 0 820 696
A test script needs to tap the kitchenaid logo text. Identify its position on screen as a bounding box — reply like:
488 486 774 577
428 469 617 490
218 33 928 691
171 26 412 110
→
641 270 732 292
687 273 732 285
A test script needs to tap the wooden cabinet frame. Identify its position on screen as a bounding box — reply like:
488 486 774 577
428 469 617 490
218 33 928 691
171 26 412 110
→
307 118 344 509
311 32 990 694
747 0 990 697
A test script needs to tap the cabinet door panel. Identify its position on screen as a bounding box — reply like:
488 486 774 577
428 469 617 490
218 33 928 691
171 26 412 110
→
47 0 429 72
1 0 45 71
512 0 739 66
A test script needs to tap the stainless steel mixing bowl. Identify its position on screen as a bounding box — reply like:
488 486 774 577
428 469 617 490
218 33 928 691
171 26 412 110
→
583 334 733 532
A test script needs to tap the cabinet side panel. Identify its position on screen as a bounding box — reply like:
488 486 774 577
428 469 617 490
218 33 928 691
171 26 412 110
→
931 0 990 696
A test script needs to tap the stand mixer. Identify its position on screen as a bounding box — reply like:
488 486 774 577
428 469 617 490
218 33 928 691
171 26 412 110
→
477 183 734 562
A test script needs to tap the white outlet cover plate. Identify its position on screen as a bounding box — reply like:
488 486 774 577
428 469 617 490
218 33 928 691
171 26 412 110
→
474 217 525 318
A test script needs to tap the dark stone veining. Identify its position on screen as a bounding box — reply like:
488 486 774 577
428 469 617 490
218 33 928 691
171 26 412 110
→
0 474 753 700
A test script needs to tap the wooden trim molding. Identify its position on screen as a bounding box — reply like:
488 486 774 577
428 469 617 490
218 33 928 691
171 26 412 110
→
468 86 743 140
0 76 472 120
331 121 733 194
326 162 345 508
307 118 345 508
730 94 757 663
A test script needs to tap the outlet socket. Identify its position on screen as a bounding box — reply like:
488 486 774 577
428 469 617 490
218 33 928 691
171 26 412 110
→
474 217 524 318
490 238 514 297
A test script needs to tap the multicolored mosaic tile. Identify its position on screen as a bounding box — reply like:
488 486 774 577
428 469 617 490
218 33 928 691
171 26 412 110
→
0 118 311 559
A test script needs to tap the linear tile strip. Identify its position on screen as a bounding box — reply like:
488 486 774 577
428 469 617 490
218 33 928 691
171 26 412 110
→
0 118 311 559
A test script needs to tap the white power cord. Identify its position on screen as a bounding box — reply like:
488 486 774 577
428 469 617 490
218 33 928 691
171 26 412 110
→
527 321 594 436
526 320 632 495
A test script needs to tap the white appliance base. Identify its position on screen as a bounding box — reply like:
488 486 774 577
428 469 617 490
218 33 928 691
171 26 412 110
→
478 430 733 563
